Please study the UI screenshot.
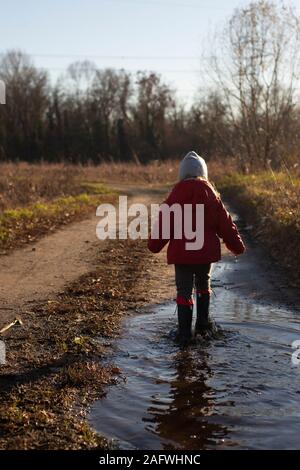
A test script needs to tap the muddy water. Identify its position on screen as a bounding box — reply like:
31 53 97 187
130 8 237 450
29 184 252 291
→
90 239 300 450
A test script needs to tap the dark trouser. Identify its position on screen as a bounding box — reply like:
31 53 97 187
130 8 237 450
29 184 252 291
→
175 264 212 304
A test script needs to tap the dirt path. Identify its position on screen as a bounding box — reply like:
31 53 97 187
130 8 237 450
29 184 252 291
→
0 185 169 329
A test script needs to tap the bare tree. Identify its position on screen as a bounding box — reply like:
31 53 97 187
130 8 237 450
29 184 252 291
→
133 72 175 161
187 92 233 159
66 60 97 94
206 1 300 169
90 68 134 161
0 50 49 161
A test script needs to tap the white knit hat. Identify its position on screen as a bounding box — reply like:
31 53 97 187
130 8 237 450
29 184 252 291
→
178 151 208 181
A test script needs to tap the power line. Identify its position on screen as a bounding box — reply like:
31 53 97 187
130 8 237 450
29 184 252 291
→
37 66 200 74
22 53 201 61
102 0 228 10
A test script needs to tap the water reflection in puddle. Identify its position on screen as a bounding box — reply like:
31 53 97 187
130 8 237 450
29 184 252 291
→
90 261 300 450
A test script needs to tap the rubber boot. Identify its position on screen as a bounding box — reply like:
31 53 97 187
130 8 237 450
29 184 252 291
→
195 291 210 334
177 304 193 346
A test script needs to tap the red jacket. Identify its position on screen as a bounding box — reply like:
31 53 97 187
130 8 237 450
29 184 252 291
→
148 179 245 264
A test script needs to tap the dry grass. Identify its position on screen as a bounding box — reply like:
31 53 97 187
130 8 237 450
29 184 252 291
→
0 162 118 253
80 160 178 184
0 191 116 254
0 163 85 211
213 167 300 286
1 159 299 281
0 161 178 253
0 161 178 212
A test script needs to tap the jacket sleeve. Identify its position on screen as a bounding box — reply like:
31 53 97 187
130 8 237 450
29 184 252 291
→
216 198 245 255
147 187 176 254
147 215 169 253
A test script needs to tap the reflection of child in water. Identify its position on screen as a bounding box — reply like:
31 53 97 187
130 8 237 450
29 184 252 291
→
148 151 245 345
146 349 224 448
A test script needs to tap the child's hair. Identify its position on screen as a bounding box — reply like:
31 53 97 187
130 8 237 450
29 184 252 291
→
183 175 220 197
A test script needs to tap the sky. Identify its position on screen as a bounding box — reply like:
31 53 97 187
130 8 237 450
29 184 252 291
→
1 0 300 105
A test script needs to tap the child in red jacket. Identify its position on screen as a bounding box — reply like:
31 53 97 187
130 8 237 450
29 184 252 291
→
148 151 245 345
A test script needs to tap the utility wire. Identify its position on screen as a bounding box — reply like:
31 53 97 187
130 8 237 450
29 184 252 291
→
14 53 202 60
102 0 228 10
36 66 200 73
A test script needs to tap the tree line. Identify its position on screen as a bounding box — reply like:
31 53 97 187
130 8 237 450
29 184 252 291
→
0 1 299 170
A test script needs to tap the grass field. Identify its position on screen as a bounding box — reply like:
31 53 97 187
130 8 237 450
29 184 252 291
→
0 161 177 212
1 160 299 282
0 163 119 252
212 166 300 286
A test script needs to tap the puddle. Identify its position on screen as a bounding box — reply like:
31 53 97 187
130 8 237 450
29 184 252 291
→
89 253 300 450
